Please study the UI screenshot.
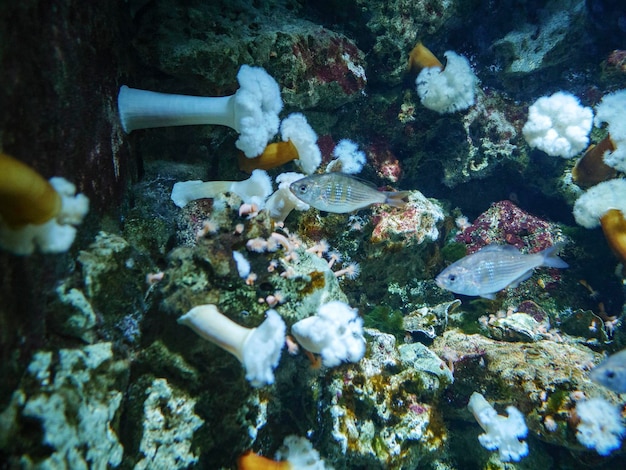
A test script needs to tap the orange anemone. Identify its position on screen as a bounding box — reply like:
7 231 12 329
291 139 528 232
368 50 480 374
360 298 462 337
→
572 135 617 188
238 140 299 173
0 152 61 228
408 42 443 74
600 208 626 264
237 450 291 470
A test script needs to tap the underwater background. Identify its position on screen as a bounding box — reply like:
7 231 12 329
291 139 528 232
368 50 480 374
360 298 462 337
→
1 0 626 468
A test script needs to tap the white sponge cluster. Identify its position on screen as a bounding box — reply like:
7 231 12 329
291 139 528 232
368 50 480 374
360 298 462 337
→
468 392 529 462
416 51 478 114
575 397 625 456
291 301 365 367
522 91 593 158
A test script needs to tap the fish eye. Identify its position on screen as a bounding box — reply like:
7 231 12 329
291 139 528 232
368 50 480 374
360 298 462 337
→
606 371 615 379
448 274 456 282
298 184 308 193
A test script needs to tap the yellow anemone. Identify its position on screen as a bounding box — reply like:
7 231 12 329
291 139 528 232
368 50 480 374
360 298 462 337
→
237 450 291 469
408 41 443 74
572 135 617 188
238 140 299 173
0 152 61 228
600 208 626 264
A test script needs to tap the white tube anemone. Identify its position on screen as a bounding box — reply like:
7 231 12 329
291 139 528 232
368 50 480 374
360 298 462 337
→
291 300 365 368
118 87 234 130
178 304 286 387
170 169 272 208
118 65 283 157
265 172 309 222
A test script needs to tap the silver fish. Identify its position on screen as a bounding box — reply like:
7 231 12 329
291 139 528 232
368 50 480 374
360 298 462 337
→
289 173 408 213
590 349 626 393
435 244 568 299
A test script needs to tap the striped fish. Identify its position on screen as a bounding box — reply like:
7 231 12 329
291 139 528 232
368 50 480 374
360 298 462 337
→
435 243 568 299
289 173 408 213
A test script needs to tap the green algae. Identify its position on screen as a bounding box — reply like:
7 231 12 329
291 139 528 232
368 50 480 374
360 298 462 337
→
364 306 405 339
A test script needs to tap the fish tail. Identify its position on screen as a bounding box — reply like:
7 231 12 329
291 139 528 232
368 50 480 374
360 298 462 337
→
383 191 411 209
540 242 569 269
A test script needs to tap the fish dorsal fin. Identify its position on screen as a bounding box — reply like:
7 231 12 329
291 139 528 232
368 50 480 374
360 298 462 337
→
330 171 410 192
329 172 379 189
606 349 626 364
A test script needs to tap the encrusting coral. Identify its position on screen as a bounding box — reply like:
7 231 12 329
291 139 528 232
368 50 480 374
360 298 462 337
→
0 343 126 468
